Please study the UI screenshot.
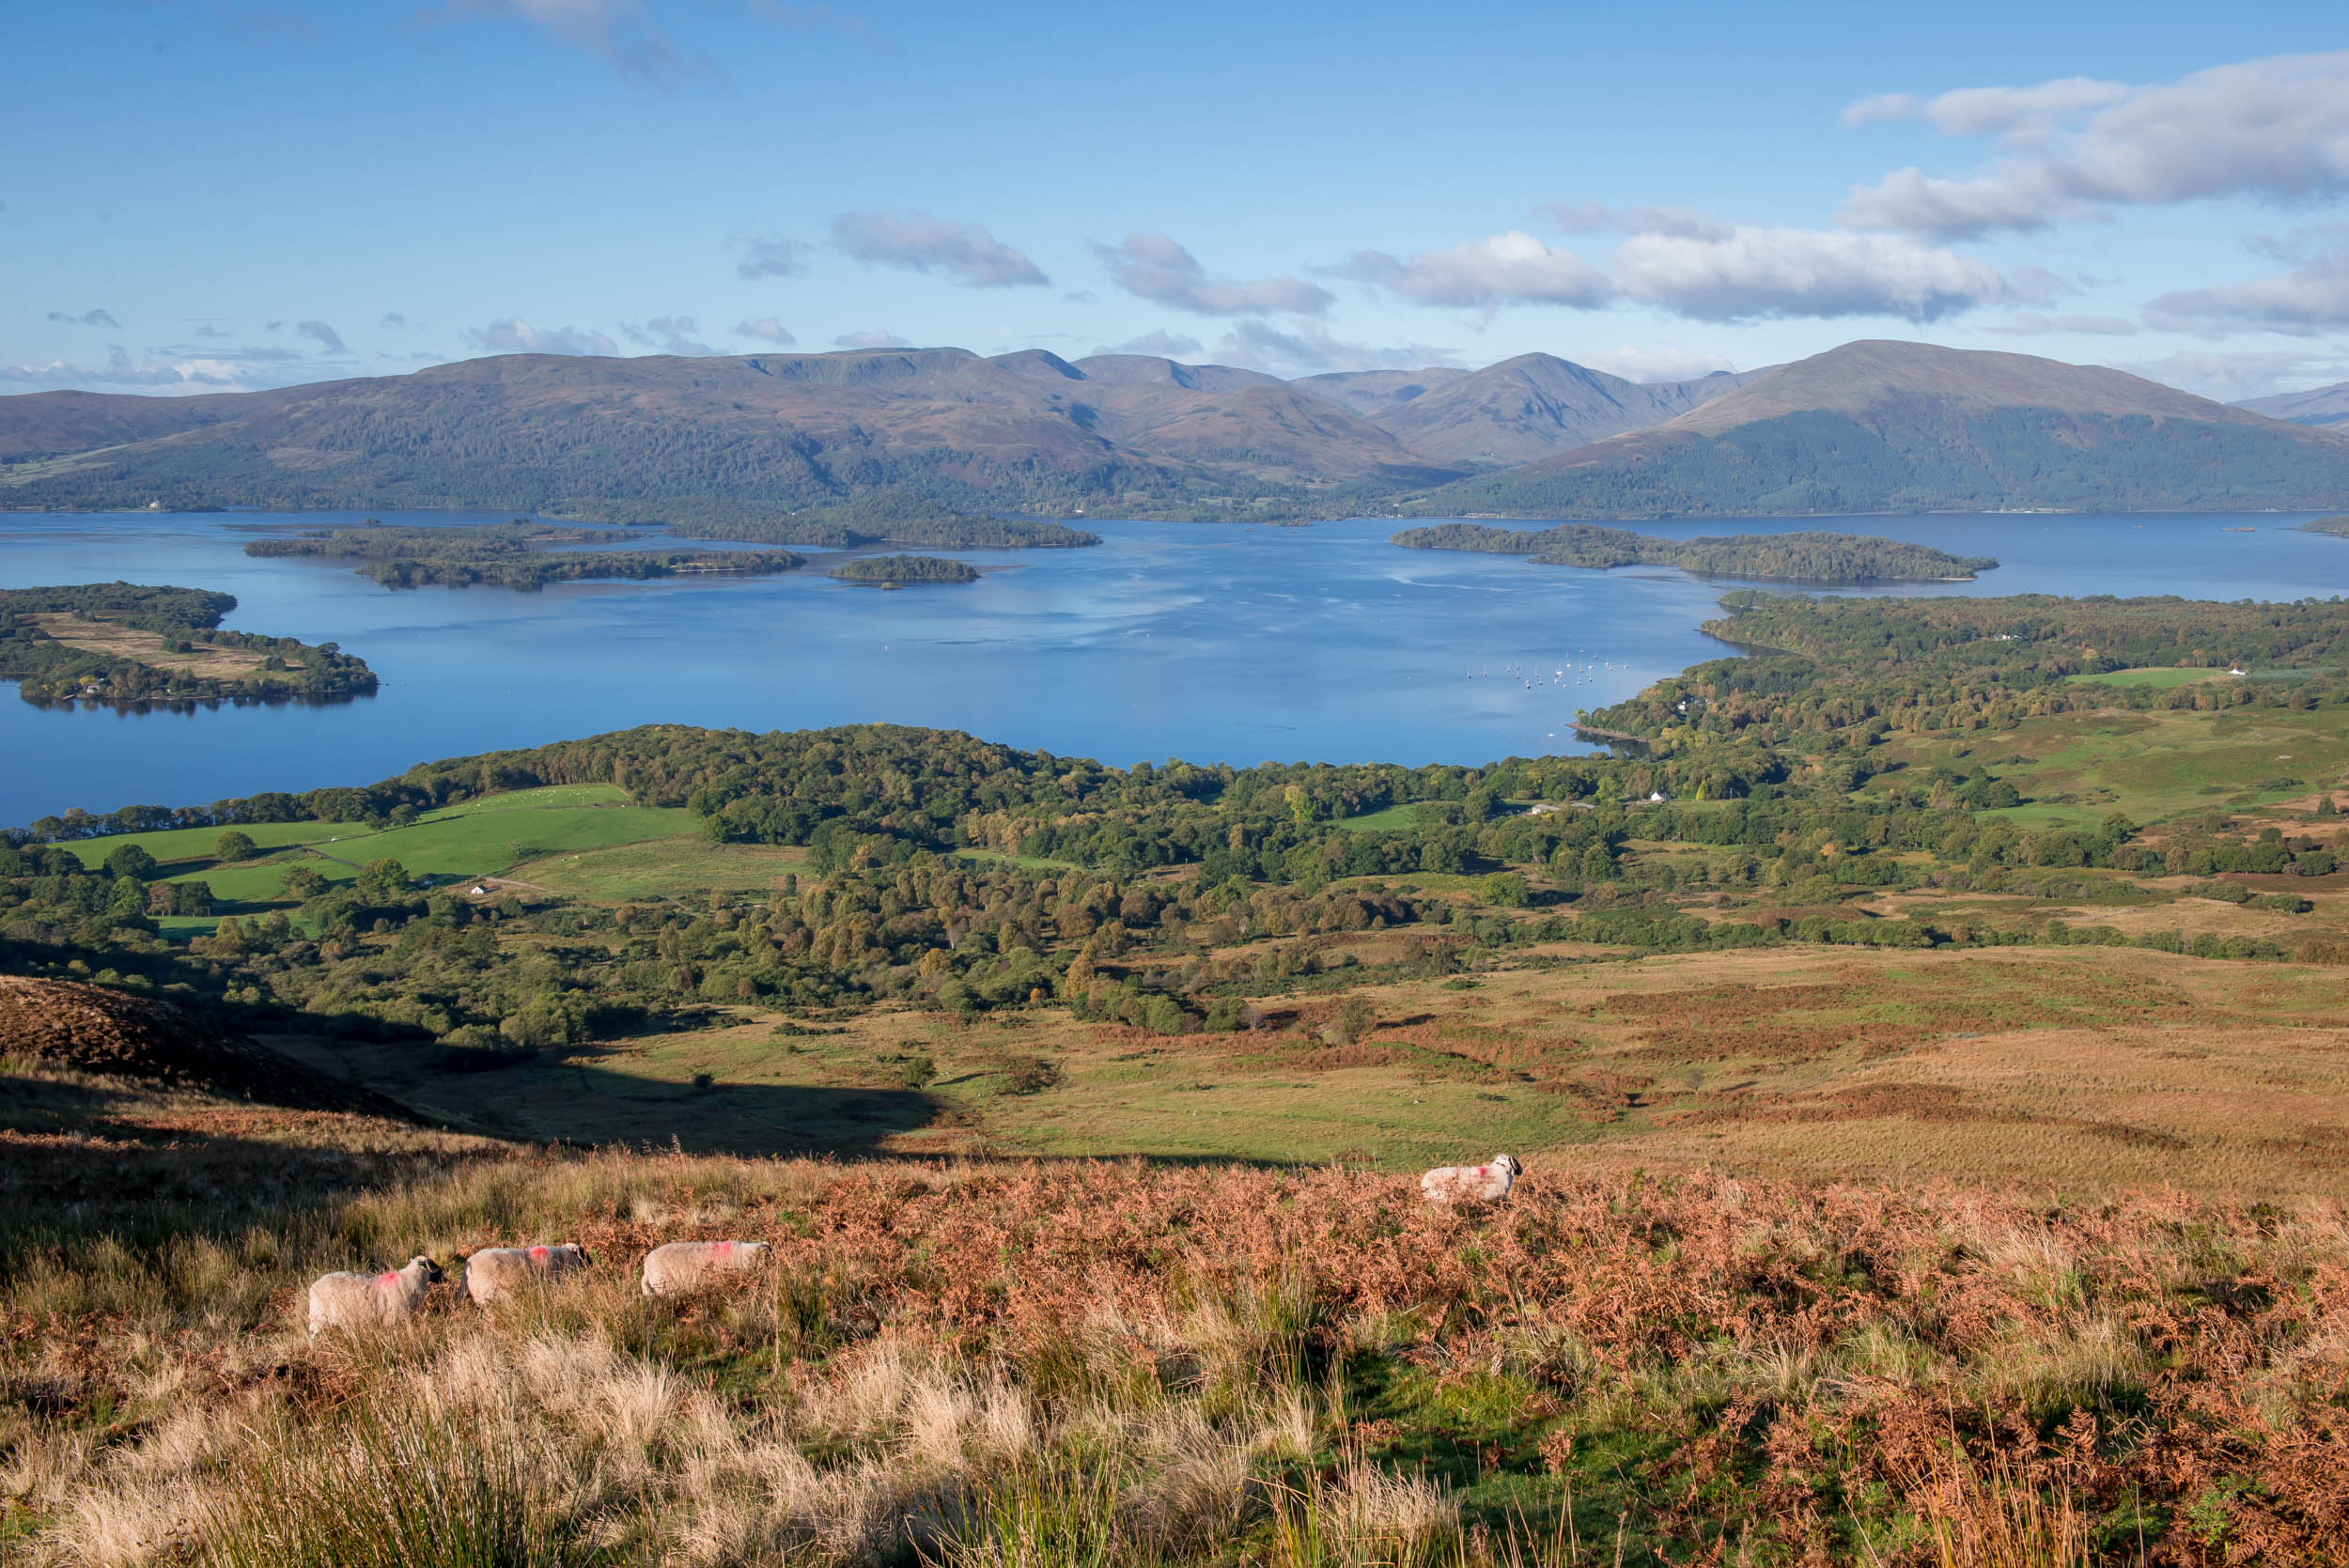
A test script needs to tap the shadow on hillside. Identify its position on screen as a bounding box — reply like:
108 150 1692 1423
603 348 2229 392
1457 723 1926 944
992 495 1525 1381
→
395 1049 950 1158
0 1070 505 1247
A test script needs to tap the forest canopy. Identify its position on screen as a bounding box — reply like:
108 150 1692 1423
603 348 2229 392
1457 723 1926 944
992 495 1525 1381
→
1392 521 1997 582
245 520 805 590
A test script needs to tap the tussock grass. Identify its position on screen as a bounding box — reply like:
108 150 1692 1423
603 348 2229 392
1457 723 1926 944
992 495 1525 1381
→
7 1136 2349 1564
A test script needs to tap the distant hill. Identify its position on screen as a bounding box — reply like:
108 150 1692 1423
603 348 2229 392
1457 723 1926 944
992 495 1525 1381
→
1289 366 1473 418
1365 353 1766 464
1413 341 2349 518
0 348 1460 525
2236 381 2349 430
10 339 2348 524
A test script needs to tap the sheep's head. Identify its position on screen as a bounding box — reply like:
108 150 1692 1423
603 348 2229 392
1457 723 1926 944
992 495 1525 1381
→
412 1256 445 1284
1494 1155 1521 1177
574 1246 594 1267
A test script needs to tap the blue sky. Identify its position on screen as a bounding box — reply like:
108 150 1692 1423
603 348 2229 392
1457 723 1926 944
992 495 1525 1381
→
6 0 2348 399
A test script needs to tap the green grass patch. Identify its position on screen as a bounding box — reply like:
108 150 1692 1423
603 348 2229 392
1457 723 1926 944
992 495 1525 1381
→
1337 803 1425 832
62 818 371 871
2065 667 2229 690
514 836 810 898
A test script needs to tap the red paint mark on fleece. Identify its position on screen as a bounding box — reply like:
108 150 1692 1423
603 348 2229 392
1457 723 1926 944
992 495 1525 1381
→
529 1246 550 1260
377 1272 397 1284
714 1241 734 1257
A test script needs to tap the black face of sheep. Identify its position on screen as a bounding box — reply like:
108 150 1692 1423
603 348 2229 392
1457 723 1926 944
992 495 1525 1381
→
417 1256 446 1285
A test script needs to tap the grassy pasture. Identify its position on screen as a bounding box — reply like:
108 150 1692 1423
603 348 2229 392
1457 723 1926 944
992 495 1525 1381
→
510 835 809 898
2062 665 2226 689
1884 702 2349 828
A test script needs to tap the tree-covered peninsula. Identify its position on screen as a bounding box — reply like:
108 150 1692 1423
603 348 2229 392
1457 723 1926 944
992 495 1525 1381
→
829 554 982 585
245 520 804 590
1392 520 1997 582
0 583 377 707
686 488 1102 550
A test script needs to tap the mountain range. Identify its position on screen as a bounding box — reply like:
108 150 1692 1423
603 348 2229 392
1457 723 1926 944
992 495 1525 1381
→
2237 380 2349 431
6 339 2349 524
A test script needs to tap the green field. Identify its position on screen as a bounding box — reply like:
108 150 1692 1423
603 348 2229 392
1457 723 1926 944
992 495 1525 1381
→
1338 802 1425 831
1881 704 2349 829
63 787 698 908
2064 666 2230 690
512 835 809 898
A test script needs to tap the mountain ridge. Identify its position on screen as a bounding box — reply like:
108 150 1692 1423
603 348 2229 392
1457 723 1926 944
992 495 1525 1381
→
7 339 2348 523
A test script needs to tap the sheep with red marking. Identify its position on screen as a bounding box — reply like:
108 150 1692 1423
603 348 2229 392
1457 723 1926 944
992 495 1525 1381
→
305 1255 443 1337
462 1243 592 1306
641 1239 769 1296
1419 1154 1520 1204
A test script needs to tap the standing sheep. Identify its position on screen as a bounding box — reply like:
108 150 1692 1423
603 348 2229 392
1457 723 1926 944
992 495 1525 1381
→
641 1240 769 1296
306 1255 443 1337
462 1243 593 1306
1420 1154 1521 1204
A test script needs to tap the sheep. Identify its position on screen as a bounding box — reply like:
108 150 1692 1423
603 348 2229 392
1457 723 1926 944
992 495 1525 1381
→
641 1239 769 1296
306 1255 443 1337
462 1243 593 1306
1420 1154 1521 1204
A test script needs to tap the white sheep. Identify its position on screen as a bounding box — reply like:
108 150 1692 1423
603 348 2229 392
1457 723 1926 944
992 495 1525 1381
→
306 1255 443 1337
462 1243 593 1306
641 1239 769 1296
1420 1154 1521 1204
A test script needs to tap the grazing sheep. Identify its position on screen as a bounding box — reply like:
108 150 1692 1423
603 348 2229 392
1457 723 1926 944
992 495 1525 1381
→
462 1243 593 1306
306 1255 443 1337
1420 1154 1521 1205
641 1239 769 1296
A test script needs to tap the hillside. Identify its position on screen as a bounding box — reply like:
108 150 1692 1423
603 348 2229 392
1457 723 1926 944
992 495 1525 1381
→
1369 353 1764 463
12 340 2349 524
0 348 1462 524
1413 340 2349 517
2238 380 2349 429
0 974 412 1116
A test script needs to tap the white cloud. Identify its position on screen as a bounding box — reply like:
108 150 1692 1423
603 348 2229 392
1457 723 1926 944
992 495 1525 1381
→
1983 312 2140 336
833 330 912 349
735 236 805 280
1843 52 2349 239
464 318 619 356
620 315 722 355
2145 258 2349 337
45 308 120 329
1842 77 2128 142
832 211 1048 287
1338 231 1615 310
0 348 299 393
1098 330 1204 357
733 316 798 345
1542 203 1731 241
2117 348 2349 403
1210 320 1454 376
296 319 346 353
1095 235 1331 317
421 0 696 85
1573 346 1741 383
1614 225 2010 322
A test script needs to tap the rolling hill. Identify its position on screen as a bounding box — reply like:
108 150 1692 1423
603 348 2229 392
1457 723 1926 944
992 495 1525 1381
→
1364 353 1765 464
2237 380 2349 430
0 348 1465 525
1413 340 2349 518
9 339 2349 524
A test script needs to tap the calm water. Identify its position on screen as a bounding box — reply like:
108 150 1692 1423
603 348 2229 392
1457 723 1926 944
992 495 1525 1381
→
3 508 2345 827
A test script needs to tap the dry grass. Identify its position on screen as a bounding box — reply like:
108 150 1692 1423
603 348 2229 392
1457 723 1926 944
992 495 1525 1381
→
7 1110 2349 1564
29 616 270 678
